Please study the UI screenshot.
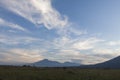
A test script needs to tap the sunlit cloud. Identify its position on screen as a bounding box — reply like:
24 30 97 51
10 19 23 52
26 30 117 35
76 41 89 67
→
92 48 120 56
53 36 103 50
0 48 44 63
72 38 104 50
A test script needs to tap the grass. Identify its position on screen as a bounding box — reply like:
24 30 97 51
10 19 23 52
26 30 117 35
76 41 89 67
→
0 66 120 80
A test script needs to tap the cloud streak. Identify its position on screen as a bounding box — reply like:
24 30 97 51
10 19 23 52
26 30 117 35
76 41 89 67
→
0 48 43 63
0 0 68 29
0 34 42 45
0 18 28 32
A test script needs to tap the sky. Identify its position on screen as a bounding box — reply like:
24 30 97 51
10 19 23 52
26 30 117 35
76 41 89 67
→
0 0 120 64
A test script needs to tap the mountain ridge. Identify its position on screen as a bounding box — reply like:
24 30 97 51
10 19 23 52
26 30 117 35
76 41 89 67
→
31 59 80 67
80 56 120 69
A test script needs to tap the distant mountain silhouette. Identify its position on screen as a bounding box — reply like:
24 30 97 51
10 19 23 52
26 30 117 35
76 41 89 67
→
1 56 120 68
80 56 120 69
31 59 80 67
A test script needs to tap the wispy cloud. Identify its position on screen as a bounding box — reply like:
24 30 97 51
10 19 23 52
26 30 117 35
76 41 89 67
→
0 33 118 64
0 48 44 63
72 38 104 50
0 0 68 29
44 49 110 64
0 18 28 32
0 34 41 45
92 48 120 56
53 36 103 50
107 41 120 46
46 36 108 64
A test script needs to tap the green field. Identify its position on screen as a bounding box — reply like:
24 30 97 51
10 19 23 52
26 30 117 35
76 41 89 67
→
0 66 120 80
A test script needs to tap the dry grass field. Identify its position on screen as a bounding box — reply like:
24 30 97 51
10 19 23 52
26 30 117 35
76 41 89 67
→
0 66 120 80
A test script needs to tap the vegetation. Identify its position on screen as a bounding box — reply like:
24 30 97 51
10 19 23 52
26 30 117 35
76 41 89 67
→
0 66 120 80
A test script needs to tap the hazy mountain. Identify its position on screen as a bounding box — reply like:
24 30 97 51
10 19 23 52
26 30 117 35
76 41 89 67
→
31 59 80 67
1 56 120 68
80 56 120 69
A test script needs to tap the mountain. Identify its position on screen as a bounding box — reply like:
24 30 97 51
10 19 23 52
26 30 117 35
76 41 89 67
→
80 56 120 69
31 59 80 67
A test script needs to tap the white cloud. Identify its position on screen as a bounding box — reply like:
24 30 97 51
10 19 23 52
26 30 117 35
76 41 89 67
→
56 26 87 37
93 49 113 54
0 0 68 29
68 27 87 36
53 36 71 49
0 48 44 63
72 38 103 50
0 18 28 32
0 34 42 45
92 48 120 56
47 49 111 64
107 41 120 46
0 34 118 64
49 37 108 64
53 36 103 50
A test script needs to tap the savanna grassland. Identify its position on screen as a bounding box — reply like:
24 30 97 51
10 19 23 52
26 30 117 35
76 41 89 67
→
0 66 120 80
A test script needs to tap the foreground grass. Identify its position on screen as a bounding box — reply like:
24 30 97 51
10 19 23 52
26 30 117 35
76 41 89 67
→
0 66 120 80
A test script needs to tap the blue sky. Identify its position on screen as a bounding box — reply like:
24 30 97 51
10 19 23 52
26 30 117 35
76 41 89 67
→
0 0 120 64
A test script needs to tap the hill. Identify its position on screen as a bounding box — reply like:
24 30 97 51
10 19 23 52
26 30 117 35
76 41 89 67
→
80 56 120 69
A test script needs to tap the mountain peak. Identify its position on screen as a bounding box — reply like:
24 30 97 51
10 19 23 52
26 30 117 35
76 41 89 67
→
42 59 49 61
31 59 80 67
